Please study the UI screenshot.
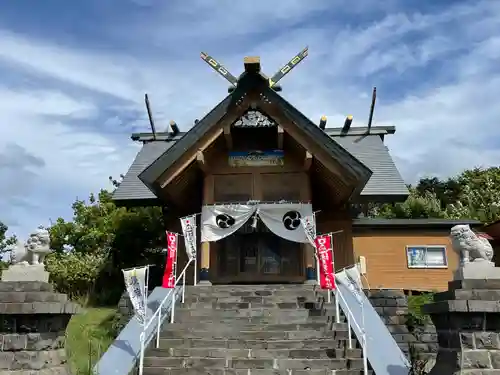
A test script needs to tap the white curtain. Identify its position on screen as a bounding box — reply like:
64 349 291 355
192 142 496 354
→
258 203 313 243
201 204 256 242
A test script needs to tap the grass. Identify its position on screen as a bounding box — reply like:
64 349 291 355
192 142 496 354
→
66 307 119 375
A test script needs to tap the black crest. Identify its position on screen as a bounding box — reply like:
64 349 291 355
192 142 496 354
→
282 211 302 231
215 214 236 229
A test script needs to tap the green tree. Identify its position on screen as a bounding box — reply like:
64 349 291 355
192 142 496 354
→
0 221 17 255
447 167 500 224
376 188 447 219
48 189 167 305
416 177 463 208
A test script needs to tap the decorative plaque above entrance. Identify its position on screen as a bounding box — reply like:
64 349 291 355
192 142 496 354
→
233 110 276 127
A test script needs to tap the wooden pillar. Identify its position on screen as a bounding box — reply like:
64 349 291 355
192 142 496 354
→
302 173 316 284
199 175 214 285
199 242 211 284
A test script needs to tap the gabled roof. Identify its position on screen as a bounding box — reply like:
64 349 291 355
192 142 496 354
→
113 127 408 204
353 218 482 229
332 132 408 200
261 87 372 187
112 140 175 205
137 74 373 198
138 94 233 189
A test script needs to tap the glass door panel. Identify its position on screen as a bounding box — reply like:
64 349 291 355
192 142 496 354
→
259 235 281 275
239 236 258 274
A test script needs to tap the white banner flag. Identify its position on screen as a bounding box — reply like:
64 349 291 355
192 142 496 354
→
300 214 316 246
122 266 148 325
339 265 364 304
180 215 197 260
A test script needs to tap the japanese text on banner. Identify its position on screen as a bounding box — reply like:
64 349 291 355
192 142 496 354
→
180 215 197 260
315 234 336 290
162 231 178 288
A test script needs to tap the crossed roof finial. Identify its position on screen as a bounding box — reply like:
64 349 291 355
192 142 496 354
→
200 47 309 92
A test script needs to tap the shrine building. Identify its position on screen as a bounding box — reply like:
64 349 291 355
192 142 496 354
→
113 52 480 291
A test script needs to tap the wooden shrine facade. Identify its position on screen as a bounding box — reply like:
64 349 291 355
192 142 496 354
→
114 52 472 288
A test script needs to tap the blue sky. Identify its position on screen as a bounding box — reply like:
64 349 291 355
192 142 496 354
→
0 0 499 240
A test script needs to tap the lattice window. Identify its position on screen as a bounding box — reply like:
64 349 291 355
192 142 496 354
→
214 174 253 202
261 173 302 202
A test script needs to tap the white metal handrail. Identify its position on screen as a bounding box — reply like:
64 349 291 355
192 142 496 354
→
334 286 368 375
138 258 194 375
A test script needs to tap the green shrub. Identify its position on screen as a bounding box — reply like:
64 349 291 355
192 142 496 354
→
406 293 435 330
45 252 107 304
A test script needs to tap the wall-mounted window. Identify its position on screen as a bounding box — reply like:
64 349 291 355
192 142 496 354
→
406 246 447 268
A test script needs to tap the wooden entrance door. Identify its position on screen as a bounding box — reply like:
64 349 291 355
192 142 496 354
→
216 222 304 283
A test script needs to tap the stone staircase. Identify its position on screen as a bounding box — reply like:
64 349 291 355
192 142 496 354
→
142 285 369 375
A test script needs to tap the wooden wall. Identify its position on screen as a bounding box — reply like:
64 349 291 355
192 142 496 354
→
352 231 457 291
315 211 355 271
203 141 314 283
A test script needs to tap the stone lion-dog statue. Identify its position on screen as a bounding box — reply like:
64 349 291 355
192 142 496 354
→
11 227 52 266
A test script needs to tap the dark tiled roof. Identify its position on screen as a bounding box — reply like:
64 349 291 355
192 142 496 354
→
113 131 408 203
332 134 408 198
131 126 396 142
138 94 233 190
112 141 175 202
353 218 482 228
137 79 373 199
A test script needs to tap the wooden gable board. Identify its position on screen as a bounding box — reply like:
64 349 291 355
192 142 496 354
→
138 75 372 198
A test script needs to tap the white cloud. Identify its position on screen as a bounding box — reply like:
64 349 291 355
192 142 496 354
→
0 0 499 238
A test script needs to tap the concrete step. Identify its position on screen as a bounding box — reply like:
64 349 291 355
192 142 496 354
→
142 285 365 375
143 369 370 375
142 357 363 370
183 287 330 299
176 297 324 309
147 347 363 360
184 284 321 292
156 338 345 350
173 307 328 318
173 314 335 324
161 322 330 332
181 293 326 301
160 329 348 340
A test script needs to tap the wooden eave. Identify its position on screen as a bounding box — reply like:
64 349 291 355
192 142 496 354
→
138 72 372 202
258 87 372 197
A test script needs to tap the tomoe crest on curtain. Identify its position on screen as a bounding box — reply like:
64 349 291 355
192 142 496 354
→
201 203 313 243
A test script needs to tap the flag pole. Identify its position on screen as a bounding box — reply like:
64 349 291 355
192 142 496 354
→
313 212 320 285
144 265 149 327
194 223 198 286
327 232 334 303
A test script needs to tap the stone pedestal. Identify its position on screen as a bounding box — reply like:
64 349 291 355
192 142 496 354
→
423 279 500 374
454 261 500 280
0 281 81 375
1 264 49 283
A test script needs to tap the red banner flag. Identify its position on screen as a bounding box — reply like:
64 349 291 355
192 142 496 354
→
315 234 335 290
162 231 178 288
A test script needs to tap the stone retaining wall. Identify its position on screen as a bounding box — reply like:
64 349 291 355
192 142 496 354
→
423 279 500 374
0 281 80 375
365 289 438 363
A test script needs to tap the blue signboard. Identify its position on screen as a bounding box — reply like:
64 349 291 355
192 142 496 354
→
228 150 284 167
